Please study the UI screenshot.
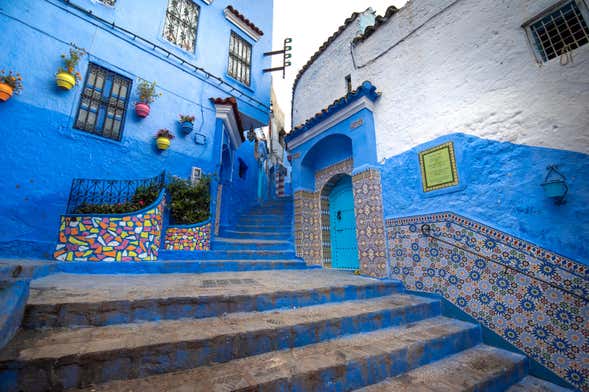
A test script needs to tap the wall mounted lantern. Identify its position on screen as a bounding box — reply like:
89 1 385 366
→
541 165 568 205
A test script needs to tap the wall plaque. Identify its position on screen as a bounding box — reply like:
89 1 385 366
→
419 141 459 192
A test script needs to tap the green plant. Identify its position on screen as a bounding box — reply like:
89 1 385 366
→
137 79 162 104
58 46 86 82
0 70 23 94
179 114 195 123
167 176 211 225
155 128 175 140
73 184 161 214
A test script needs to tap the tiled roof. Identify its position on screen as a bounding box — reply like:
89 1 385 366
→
292 11 360 95
226 6 264 37
210 97 245 141
285 81 380 144
290 5 399 126
352 5 398 44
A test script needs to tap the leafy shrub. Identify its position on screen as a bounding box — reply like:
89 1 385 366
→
73 184 160 215
167 176 210 225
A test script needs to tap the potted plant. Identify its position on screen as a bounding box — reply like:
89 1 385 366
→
135 79 161 118
56 46 85 90
179 114 195 134
0 70 23 102
155 128 175 150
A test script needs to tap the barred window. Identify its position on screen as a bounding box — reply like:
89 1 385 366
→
228 32 252 86
163 0 200 53
526 0 589 62
74 63 131 141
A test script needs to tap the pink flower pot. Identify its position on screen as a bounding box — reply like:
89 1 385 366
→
135 102 150 118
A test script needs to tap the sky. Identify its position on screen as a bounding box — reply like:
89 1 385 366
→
271 0 408 129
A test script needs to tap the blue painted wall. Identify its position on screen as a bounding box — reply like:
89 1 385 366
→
381 133 589 264
290 107 376 191
0 0 273 257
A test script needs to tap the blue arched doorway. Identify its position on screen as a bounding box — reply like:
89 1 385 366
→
321 174 359 270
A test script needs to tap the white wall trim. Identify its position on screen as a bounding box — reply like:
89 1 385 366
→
215 104 243 148
224 8 262 42
288 96 374 150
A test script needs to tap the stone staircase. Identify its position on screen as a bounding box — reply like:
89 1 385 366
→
0 199 573 391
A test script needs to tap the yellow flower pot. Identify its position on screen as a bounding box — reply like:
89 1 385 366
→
0 83 13 102
156 137 171 150
56 72 76 90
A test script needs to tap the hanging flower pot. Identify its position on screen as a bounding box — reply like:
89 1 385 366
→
179 114 195 134
135 79 161 119
55 72 76 90
55 46 85 90
155 128 175 151
156 137 171 150
0 83 13 102
0 70 23 102
135 102 151 118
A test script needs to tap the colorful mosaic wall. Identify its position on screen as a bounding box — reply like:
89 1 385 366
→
164 223 211 251
294 190 321 264
386 212 588 390
54 196 165 262
352 168 388 278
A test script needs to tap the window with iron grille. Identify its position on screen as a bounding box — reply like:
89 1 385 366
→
74 63 131 141
163 0 200 53
228 32 252 86
525 0 589 62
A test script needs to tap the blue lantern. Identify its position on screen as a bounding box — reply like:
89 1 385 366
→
541 165 568 205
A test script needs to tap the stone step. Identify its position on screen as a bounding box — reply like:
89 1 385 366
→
70 317 480 392
0 294 440 391
506 376 574 391
211 238 293 251
220 229 290 239
22 270 403 328
158 249 297 260
232 224 292 233
356 345 527 392
238 215 292 222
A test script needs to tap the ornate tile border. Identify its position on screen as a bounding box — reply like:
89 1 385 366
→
54 196 165 262
352 168 388 278
164 223 211 251
294 190 321 265
385 212 588 389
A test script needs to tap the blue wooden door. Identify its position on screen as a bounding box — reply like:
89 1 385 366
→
329 177 359 269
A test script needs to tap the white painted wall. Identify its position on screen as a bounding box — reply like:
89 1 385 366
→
292 0 589 158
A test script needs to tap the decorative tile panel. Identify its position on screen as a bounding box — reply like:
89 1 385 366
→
164 223 211 251
315 158 353 191
54 197 165 262
386 212 588 390
294 190 322 265
352 168 388 278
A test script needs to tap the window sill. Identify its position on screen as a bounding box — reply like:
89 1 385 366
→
224 72 255 93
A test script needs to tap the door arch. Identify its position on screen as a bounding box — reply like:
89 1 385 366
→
321 175 359 270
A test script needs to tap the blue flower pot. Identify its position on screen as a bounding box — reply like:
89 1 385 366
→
181 121 194 134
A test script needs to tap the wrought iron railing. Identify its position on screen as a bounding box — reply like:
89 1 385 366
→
420 224 587 301
65 171 166 214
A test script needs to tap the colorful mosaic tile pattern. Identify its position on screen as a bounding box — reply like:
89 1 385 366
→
54 197 165 262
164 223 211 251
314 158 353 191
352 168 388 278
294 190 321 265
386 212 588 390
